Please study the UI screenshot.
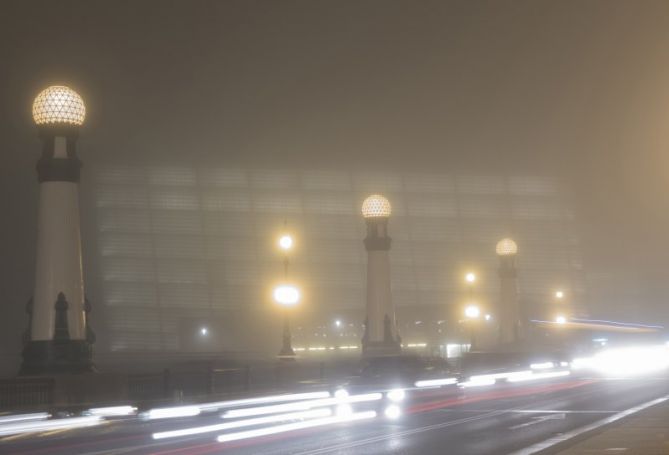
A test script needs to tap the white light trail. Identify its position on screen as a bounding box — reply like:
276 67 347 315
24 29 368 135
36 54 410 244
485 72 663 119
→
384 404 401 419
507 370 570 383
152 408 332 440
198 391 331 412
387 389 405 402
334 389 349 399
222 393 382 419
0 415 102 436
459 377 496 388
414 377 458 388
216 410 377 443
0 413 49 424
530 362 555 370
87 405 137 417
143 405 201 420
335 404 353 418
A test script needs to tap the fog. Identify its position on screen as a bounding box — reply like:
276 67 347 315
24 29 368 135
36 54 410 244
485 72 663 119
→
2 0 669 369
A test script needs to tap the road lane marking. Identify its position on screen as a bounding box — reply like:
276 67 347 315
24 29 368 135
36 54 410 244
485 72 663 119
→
509 413 565 430
293 410 508 455
508 394 669 455
435 409 617 414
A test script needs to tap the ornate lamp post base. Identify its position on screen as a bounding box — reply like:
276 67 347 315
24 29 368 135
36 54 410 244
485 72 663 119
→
20 340 95 375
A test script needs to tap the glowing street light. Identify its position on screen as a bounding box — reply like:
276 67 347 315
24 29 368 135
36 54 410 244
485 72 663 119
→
465 272 476 284
496 238 518 257
555 290 564 300
200 327 208 336
555 315 567 324
279 234 293 251
465 305 480 319
275 284 300 358
274 285 300 307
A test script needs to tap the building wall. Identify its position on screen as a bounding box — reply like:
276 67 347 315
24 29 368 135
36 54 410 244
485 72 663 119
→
90 165 585 352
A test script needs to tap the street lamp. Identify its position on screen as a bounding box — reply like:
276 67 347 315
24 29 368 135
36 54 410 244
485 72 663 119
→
555 315 567 325
21 85 95 375
361 194 401 357
465 305 480 319
496 237 521 346
555 290 564 300
465 272 476 284
275 284 300 358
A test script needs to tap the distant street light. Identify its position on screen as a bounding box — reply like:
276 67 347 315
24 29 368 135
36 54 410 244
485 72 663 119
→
555 315 567 325
555 290 564 300
465 272 476 284
200 327 208 336
275 284 300 358
334 319 342 328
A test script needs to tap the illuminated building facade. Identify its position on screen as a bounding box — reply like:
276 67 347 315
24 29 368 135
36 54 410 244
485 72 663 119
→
89 165 585 353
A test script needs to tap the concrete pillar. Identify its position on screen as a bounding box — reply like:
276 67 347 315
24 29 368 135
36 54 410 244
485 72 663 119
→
20 85 95 375
496 238 522 346
361 194 401 357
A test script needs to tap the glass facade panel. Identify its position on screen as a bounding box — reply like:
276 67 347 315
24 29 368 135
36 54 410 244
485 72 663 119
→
91 165 584 351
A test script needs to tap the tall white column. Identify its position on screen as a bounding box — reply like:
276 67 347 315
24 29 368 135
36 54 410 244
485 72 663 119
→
21 85 94 375
496 238 522 346
361 195 401 357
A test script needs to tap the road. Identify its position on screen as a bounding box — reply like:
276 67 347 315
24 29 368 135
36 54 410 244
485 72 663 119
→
1 373 668 455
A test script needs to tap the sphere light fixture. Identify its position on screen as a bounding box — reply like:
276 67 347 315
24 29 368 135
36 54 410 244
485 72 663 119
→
362 194 392 218
496 238 518 256
32 85 86 126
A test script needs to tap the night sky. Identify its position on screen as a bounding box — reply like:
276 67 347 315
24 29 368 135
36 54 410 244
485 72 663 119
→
2 0 669 363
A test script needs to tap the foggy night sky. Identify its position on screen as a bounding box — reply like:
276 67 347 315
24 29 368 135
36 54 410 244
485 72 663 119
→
2 0 669 359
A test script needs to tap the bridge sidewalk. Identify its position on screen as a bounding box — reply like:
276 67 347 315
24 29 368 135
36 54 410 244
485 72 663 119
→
551 396 669 454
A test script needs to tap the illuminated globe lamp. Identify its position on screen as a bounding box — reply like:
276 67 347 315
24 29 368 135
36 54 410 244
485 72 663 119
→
20 86 95 375
361 194 401 357
495 237 522 346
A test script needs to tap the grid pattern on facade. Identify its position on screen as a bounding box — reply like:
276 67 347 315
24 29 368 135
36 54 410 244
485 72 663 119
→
92 166 585 351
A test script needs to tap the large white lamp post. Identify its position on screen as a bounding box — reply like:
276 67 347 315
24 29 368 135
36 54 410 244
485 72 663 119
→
496 238 522 346
361 194 401 357
21 86 95 374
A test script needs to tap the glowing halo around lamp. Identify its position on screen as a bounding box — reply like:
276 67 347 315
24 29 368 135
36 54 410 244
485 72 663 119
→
32 85 86 126
361 194 391 218
279 234 293 251
496 238 518 256
273 285 300 307
464 305 480 319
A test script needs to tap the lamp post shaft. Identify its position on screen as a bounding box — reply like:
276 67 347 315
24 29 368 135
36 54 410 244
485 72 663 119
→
21 125 95 375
